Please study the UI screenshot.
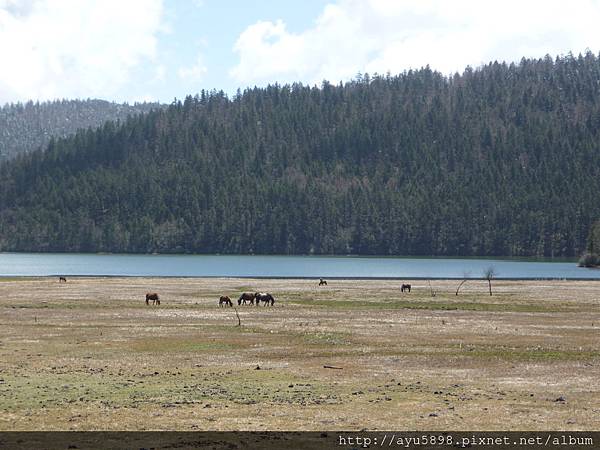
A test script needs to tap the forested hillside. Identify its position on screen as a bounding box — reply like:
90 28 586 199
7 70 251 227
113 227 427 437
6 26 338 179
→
0 99 161 160
1 53 600 256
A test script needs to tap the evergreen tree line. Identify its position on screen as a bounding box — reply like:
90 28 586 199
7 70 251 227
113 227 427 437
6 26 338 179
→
1 52 600 256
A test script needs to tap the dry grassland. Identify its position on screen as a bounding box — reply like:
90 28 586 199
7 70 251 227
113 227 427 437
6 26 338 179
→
0 277 598 430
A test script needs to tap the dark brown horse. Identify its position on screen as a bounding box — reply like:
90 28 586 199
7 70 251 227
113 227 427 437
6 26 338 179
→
255 292 275 306
145 292 160 305
59 276 67 283
318 278 327 286
238 292 256 305
219 296 233 307
401 284 411 293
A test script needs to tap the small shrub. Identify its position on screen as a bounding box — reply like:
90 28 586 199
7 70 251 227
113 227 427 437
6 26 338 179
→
578 252 599 267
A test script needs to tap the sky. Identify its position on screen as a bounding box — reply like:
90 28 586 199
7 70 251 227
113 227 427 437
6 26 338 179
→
1 0 600 105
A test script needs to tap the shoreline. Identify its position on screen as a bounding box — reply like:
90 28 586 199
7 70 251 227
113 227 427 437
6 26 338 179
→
1 275 600 281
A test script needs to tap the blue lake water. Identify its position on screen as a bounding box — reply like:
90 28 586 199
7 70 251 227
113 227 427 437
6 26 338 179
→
0 253 597 279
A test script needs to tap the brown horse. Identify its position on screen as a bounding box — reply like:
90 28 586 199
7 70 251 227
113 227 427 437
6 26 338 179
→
145 293 160 305
255 292 275 306
401 284 411 293
219 296 233 307
318 278 327 286
238 292 256 305
59 276 67 283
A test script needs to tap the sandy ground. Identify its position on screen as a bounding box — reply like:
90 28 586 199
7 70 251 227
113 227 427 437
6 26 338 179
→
0 277 598 431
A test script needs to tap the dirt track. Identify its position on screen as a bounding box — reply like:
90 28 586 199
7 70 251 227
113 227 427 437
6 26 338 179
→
0 277 598 430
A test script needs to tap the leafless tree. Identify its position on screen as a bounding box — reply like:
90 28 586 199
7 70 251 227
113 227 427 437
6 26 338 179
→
455 270 471 296
428 280 436 297
483 266 497 296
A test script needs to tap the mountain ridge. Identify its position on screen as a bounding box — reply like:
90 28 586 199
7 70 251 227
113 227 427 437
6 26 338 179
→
0 99 162 160
1 53 599 257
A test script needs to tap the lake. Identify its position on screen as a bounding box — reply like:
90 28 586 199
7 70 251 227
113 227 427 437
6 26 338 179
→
0 253 597 279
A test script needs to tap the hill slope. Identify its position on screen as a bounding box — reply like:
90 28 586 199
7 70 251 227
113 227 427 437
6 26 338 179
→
0 99 161 160
1 53 600 256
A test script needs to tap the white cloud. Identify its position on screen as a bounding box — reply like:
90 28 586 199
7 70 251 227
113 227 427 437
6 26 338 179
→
178 55 207 82
0 0 164 104
230 0 600 86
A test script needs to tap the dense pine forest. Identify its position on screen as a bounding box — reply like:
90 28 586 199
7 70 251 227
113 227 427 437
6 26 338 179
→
1 52 600 256
0 99 161 160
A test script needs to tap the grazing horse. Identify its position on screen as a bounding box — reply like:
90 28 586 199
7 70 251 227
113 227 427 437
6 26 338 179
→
318 278 327 286
219 296 233 307
145 292 160 305
59 276 67 283
255 292 275 306
238 292 256 305
401 283 411 293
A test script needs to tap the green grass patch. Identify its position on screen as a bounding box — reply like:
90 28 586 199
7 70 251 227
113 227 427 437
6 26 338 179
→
466 346 600 361
0 366 345 414
300 331 353 346
130 338 237 353
289 297 566 313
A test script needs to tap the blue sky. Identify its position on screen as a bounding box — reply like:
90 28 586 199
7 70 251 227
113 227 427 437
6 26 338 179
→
144 0 329 101
1 0 600 105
